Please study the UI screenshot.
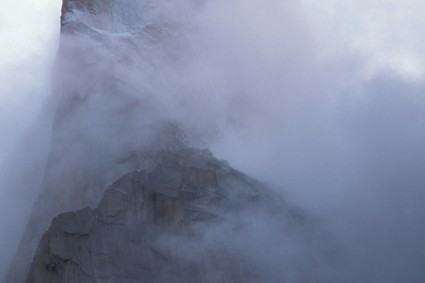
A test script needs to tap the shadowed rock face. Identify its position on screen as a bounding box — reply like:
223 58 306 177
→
7 1 338 282
23 148 337 283
24 149 287 283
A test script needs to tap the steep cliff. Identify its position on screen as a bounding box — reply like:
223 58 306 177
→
7 1 185 281
24 149 304 283
7 1 335 282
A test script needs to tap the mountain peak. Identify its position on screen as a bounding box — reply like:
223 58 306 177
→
61 0 96 21
60 0 157 33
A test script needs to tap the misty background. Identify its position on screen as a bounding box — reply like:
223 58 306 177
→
1 0 425 282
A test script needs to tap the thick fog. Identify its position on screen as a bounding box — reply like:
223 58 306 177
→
1 0 425 282
0 0 61 278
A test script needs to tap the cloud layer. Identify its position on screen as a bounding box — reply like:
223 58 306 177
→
1 0 425 282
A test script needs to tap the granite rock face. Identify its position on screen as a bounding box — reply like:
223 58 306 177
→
7 1 337 282
6 1 191 281
24 149 289 283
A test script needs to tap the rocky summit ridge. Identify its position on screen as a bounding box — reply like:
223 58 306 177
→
6 1 336 282
25 149 288 283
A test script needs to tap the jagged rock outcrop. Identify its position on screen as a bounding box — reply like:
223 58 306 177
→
24 149 306 283
7 1 337 282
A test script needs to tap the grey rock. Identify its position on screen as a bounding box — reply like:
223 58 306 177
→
24 149 285 283
6 1 338 282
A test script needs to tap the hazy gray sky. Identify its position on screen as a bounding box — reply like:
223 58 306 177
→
0 0 60 164
302 0 425 80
